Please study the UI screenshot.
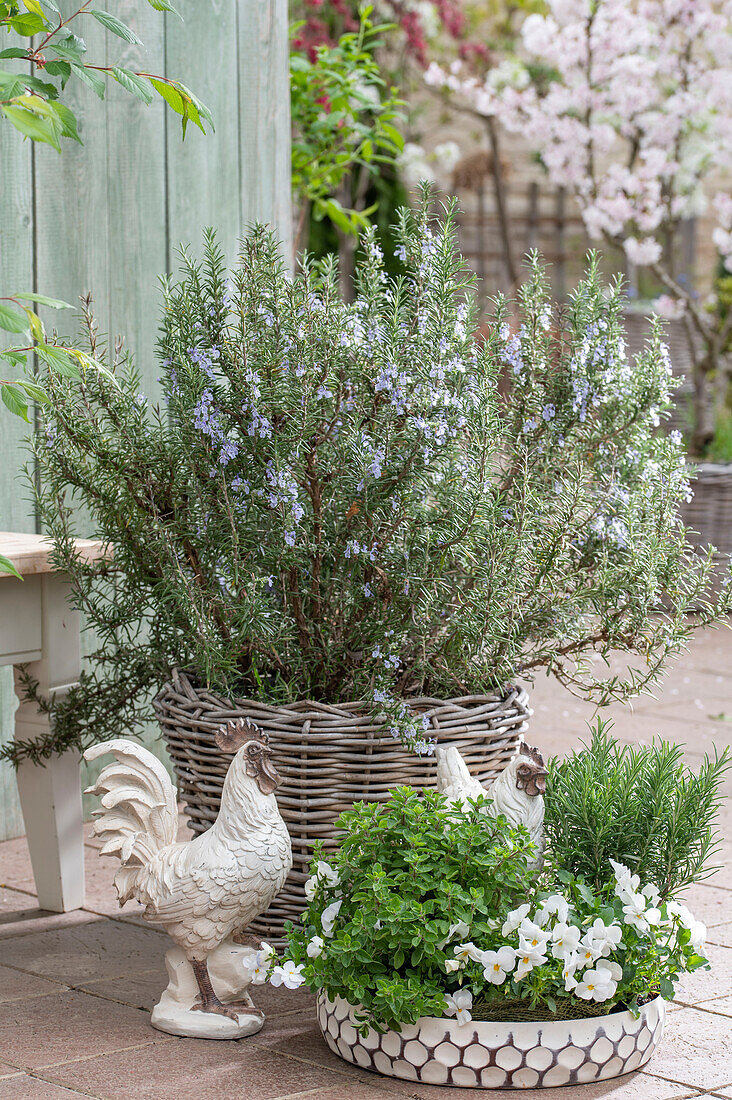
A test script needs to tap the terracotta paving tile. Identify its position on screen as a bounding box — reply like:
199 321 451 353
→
41 1036 361 1100
0 1076 98 1098
673 943 732 1006
280 1087 404 1099
315 1067 698 1100
0 836 37 894
693 993 732 1017
0 988 171 1070
0 917 167 985
80 849 152 928
250 1013 374 1082
712 1086 732 1098
256 983 316 1018
74 968 167 1013
642 1005 732 1090
683 883 732 927
0 885 35 914
0 964 66 1003
0 905 99 943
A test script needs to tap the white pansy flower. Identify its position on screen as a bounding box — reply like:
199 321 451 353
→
573 966 618 1002
443 988 473 1026
270 961 306 990
551 922 582 960
243 954 269 984
610 859 640 901
667 901 707 952
445 958 462 973
517 918 550 952
576 936 602 969
622 891 660 932
437 920 471 950
596 959 622 982
304 878 318 902
562 956 579 992
304 861 340 901
515 935 548 980
502 903 531 936
584 917 623 956
536 895 570 926
452 942 485 965
321 899 342 937
642 882 661 909
243 941 275 984
306 935 325 958
481 946 516 984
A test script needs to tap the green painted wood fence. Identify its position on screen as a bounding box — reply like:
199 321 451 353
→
0 0 291 840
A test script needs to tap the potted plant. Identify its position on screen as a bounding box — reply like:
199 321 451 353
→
8 196 728 937
269 729 726 1089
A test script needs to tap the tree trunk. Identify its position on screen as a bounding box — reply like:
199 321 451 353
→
692 352 717 455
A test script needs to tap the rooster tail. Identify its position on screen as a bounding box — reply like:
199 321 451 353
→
84 739 178 904
435 745 473 792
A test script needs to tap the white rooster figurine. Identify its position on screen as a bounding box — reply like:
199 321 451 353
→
84 717 292 1037
435 741 547 865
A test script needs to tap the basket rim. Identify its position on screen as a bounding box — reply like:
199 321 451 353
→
155 668 530 716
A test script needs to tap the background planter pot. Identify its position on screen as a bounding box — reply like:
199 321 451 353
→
154 670 529 940
317 993 666 1090
681 462 732 573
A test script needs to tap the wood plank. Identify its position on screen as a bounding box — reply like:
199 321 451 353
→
33 7 111 348
0 533 105 578
238 0 292 261
165 0 241 270
0 99 36 842
105 1 167 398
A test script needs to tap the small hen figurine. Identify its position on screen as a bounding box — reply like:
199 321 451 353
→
435 741 547 866
84 718 292 1038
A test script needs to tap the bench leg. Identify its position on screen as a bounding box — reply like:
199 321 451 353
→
13 575 85 912
14 741 85 912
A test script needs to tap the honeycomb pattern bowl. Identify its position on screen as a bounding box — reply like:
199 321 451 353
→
317 993 666 1089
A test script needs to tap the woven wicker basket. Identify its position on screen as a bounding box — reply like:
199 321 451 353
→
153 670 530 940
681 462 732 568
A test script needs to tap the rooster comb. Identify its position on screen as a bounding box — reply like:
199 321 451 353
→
519 742 545 769
214 716 269 753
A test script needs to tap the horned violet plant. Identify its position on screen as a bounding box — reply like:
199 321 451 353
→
10 193 729 764
269 787 710 1031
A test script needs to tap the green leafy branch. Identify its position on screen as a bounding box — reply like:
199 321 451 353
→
0 0 212 150
0 290 118 419
290 6 404 243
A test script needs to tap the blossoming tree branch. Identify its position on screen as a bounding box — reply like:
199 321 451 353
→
426 0 732 452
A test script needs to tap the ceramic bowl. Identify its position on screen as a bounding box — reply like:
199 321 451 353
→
317 993 666 1089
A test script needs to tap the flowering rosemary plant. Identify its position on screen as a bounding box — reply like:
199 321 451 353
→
9 193 729 765
269 786 711 1032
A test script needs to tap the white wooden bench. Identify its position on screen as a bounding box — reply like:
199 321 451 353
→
0 532 105 911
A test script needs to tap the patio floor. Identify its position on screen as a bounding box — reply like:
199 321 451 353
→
0 626 730 1099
